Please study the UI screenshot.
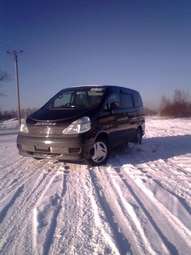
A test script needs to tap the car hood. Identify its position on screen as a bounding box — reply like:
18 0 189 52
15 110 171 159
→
27 107 97 125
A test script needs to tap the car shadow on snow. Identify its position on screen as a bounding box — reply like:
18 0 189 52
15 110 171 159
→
109 134 191 166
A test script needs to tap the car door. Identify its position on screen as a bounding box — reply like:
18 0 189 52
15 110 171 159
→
119 90 137 142
97 87 122 148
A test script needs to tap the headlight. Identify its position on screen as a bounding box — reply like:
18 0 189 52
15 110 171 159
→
62 116 91 134
20 120 29 133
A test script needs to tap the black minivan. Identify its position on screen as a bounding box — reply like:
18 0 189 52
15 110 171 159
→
17 85 145 165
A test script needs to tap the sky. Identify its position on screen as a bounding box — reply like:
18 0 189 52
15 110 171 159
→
0 0 191 111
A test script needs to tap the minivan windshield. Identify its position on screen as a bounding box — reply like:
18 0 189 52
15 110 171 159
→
47 87 105 110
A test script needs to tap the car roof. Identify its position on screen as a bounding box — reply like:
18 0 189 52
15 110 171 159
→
65 84 139 94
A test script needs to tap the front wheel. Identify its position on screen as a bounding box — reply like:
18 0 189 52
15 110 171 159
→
88 139 109 166
33 157 43 160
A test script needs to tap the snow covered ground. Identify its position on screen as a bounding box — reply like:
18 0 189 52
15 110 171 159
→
0 119 18 135
0 117 191 255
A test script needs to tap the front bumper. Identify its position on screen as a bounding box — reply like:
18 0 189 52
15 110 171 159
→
17 133 93 162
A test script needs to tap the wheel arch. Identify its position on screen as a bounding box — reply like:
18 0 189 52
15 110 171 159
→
95 131 109 144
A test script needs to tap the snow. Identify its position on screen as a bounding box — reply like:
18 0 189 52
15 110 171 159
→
0 118 19 130
0 117 191 255
0 118 19 135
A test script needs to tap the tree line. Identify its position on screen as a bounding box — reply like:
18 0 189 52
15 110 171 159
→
160 89 191 117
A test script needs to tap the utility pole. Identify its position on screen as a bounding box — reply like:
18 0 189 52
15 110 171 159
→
7 50 23 125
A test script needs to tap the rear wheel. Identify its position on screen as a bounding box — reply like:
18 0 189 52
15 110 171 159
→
135 128 143 144
88 139 109 166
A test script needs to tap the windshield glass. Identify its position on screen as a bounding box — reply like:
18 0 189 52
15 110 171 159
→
47 87 105 109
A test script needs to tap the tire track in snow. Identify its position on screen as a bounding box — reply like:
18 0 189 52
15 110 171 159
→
0 156 24 172
124 161 191 223
82 166 121 255
0 161 59 254
149 178 191 229
49 165 91 255
88 167 132 255
14 165 63 255
115 167 179 255
0 166 48 237
170 156 191 174
41 166 69 255
49 164 120 255
0 185 24 224
0 160 48 204
97 166 158 255
167 159 191 177
0 157 28 190
0 157 49 194
86 170 121 255
149 160 191 191
115 165 191 255
35 165 89 254
140 161 191 202
115 151 191 205
0 153 26 171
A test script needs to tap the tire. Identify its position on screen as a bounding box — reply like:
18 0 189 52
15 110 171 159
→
135 128 143 144
88 139 109 166
33 157 43 160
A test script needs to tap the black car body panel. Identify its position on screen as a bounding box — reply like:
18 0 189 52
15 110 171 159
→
17 85 145 163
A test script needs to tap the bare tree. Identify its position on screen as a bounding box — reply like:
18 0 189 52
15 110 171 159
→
0 71 9 96
160 89 191 117
0 71 8 83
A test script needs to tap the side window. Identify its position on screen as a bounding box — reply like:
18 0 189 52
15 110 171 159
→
120 92 134 108
104 90 120 110
134 93 143 107
74 91 88 107
54 92 72 108
108 93 120 105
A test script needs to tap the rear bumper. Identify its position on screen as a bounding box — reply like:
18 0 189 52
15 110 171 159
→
17 133 93 162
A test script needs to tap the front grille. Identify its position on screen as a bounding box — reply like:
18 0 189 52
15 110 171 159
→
28 125 68 137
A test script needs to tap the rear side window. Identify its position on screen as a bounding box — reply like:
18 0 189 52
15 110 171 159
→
120 92 134 108
134 93 143 107
104 88 120 110
108 93 120 105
